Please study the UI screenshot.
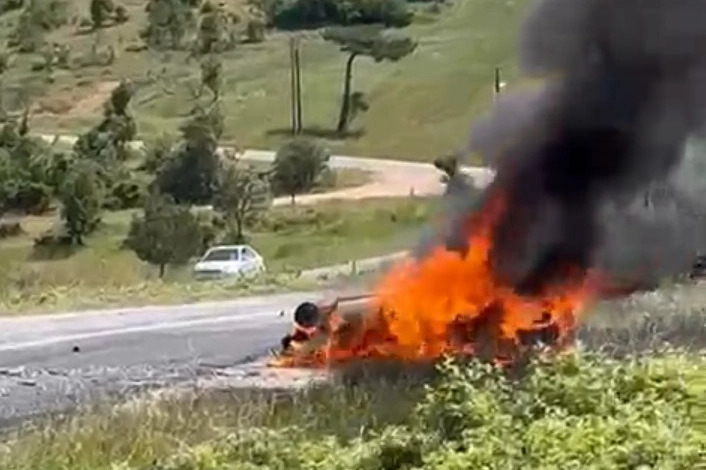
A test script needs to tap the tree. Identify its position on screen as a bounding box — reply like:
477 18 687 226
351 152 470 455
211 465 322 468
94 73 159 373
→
271 137 329 204
60 160 105 245
322 25 417 133
141 133 176 173
245 17 266 43
200 54 222 102
98 80 137 149
196 1 238 54
214 160 271 242
0 117 60 216
142 0 200 50
90 0 114 29
10 0 69 53
155 103 223 204
268 0 412 30
0 51 10 119
0 0 23 14
124 191 203 277
73 80 137 167
114 4 129 24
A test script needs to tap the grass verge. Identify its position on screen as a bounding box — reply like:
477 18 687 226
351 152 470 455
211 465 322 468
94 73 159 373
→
1 348 703 470
0 196 434 314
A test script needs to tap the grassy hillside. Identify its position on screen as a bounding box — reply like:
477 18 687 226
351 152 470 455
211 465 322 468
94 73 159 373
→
0 0 529 160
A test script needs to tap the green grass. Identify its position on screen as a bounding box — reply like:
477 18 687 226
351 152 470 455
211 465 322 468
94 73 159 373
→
1 350 703 470
0 0 529 160
0 196 435 314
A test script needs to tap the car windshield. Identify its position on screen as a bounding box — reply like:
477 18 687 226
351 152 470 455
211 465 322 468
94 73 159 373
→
202 248 239 262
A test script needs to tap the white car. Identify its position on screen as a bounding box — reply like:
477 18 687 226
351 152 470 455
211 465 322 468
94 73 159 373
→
193 245 266 280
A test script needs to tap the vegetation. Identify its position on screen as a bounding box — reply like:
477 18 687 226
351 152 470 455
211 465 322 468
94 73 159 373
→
0 0 522 160
271 136 330 204
0 196 432 313
141 0 200 51
123 191 204 277
0 37 405 315
323 25 417 133
1 349 703 469
89 0 115 30
265 0 415 30
59 158 105 245
0 4 703 470
213 158 271 242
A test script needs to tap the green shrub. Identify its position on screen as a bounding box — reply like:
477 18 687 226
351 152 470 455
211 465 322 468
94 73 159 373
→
114 4 129 23
269 0 413 30
145 352 705 470
0 221 23 238
253 206 341 233
1 351 702 469
0 0 22 14
4 180 52 215
105 178 147 210
246 17 266 42
415 352 704 469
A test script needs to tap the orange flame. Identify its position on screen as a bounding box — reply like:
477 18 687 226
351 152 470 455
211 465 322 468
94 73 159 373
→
270 191 603 368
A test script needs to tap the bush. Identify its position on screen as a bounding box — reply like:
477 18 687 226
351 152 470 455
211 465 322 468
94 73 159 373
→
0 0 22 14
0 221 23 238
4 180 52 215
124 191 204 277
114 4 129 23
104 178 147 210
30 227 78 260
253 205 341 233
78 16 93 30
271 137 330 203
245 17 266 43
59 160 105 245
33 227 72 247
270 0 413 30
146 352 703 469
195 209 223 252
9 0 69 52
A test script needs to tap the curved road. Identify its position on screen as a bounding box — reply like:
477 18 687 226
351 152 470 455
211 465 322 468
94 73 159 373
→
0 147 493 427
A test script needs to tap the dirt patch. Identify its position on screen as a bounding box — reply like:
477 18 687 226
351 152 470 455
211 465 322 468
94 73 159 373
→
33 81 119 118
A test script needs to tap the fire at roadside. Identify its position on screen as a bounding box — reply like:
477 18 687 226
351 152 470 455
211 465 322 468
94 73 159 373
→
272 0 706 369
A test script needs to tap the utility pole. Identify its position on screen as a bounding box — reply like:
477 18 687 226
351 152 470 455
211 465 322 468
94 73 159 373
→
289 35 303 135
294 36 303 134
493 66 506 102
289 36 297 135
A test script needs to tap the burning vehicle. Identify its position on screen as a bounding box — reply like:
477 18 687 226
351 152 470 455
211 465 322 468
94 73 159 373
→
271 0 706 370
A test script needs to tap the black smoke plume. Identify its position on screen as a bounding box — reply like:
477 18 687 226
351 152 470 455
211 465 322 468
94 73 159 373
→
440 0 706 293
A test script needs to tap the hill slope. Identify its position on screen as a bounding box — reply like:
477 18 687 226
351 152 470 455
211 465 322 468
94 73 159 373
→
0 0 529 160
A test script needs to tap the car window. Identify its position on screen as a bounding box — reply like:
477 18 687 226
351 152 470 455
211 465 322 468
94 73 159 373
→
241 247 256 260
203 248 239 261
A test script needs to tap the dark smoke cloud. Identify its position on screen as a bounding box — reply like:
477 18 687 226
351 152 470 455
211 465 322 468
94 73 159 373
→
451 0 706 292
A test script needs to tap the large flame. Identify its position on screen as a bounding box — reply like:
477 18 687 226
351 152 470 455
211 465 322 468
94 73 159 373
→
271 190 604 368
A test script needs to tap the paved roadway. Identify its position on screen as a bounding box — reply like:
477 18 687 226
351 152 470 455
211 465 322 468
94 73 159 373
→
0 144 493 428
0 292 317 427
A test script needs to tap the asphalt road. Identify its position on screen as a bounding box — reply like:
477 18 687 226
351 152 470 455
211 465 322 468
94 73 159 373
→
1 144 497 429
0 291 326 427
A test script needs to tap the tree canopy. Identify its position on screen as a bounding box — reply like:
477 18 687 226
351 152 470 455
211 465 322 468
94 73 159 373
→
271 137 330 204
322 25 417 133
124 191 203 277
214 160 271 242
